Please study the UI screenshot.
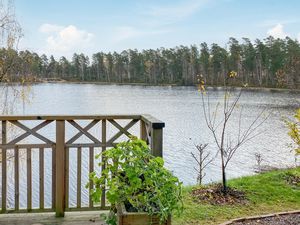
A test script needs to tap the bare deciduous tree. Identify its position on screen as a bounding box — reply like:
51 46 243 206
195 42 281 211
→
254 152 263 173
0 0 25 111
191 143 214 185
0 0 22 81
198 72 268 193
0 0 26 161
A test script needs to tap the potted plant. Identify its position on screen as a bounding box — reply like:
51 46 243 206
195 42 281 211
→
88 137 183 225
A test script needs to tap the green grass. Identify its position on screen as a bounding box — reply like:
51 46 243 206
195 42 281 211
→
173 168 300 225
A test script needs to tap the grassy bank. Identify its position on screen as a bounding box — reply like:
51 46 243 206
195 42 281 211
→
174 168 300 225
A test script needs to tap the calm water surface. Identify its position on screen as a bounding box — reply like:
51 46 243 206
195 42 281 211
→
2 83 300 208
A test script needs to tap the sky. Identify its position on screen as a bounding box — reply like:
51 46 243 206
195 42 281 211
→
14 0 300 59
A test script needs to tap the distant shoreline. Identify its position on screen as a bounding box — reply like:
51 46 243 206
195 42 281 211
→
38 80 300 93
2 80 300 93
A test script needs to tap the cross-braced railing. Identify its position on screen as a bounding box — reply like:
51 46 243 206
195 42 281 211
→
0 115 164 216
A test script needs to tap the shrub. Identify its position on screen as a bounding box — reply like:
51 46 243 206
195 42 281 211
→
286 109 300 154
88 137 183 224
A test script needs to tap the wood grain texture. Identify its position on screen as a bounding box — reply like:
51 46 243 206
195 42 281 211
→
39 147 44 210
77 147 82 208
27 148 32 211
15 147 19 211
0 115 165 215
55 120 65 217
1 121 7 213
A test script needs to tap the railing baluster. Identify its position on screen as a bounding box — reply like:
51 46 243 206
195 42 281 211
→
27 148 32 211
15 147 19 211
52 146 56 210
77 147 82 208
101 119 106 208
39 147 44 210
65 147 69 209
89 146 94 208
1 120 7 213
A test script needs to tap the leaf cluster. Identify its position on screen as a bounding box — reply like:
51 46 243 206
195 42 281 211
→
88 137 183 224
286 109 300 154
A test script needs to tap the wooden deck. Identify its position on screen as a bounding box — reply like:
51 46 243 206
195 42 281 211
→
0 211 108 225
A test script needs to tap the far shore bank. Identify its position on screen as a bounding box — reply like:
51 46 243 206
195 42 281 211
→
2 80 300 93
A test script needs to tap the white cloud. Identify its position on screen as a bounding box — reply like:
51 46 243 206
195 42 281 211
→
267 23 288 39
39 24 94 57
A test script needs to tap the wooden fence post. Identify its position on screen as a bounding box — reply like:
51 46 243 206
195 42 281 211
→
151 123 164 158
55 120 65 217
141 115 165 158
140 120 147 142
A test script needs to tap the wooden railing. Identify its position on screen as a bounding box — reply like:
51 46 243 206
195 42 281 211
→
0 115 164 216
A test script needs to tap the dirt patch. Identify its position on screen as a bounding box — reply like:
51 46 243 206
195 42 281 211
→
191 184 247 205
229 213 300 225
285 174 300 187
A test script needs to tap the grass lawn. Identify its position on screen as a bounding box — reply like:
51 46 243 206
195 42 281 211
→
173 168 300 225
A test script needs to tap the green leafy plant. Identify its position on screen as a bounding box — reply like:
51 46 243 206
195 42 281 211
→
88 137 183 224
286 109 300 155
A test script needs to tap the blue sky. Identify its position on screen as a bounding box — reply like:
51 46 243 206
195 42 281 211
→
15 0 300 59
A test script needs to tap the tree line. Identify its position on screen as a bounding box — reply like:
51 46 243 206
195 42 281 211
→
1 36 300 88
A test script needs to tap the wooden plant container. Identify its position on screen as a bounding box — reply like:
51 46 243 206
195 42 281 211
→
117 204 171 225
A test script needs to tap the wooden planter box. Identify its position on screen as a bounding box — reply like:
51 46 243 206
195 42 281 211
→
117 204 171 225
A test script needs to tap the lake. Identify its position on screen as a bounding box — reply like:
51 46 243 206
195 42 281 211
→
1 83 299 208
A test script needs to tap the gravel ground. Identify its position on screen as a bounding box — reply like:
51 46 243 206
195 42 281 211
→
231 213 300 225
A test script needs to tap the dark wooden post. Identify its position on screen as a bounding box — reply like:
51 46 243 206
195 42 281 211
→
151 123 164 158
140 120 147 142
141 115 165 158
1 121 7 213
101 119 106 208
55 120 65 217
